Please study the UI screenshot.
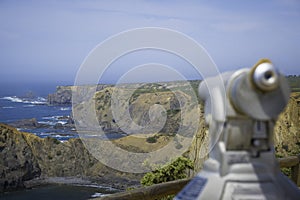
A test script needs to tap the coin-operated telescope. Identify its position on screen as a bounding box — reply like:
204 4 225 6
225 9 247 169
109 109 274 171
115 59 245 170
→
175 59 300 199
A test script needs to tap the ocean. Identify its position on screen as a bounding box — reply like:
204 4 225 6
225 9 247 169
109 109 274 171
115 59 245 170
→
0 81 77 141
0 81 118 199
0 184 118 200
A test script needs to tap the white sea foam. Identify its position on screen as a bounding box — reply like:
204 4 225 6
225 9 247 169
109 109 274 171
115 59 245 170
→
2 106 15 109
53 135 64 138
57 121 67 125
91 193 105 198
52 135 73 141
1 96 47 105
40 132 49 136
38 121 56 126
29 100 46 105
39 115 68 126
1 96 23 103
60 107 71 111
37 97 46 101
77 183 118 190
42 115 64 120
42 116 55 120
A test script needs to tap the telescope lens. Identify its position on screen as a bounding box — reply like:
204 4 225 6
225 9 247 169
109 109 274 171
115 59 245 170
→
264 70 273 80
253 62 279 92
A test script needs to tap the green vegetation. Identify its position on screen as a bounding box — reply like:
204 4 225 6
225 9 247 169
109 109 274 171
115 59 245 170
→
280 168 292 178
276 144 300 177
46 137 61 145
141 156 193 186
140 156 193 200
167 108 181 115
146 135 158 143
129 83 171 102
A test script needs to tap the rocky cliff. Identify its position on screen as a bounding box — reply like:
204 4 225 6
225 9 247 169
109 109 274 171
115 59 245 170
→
0 124 41 192
77 84 300 175
274 93 300 157
93 86 185 134
48 86 73 105
0 124 139 192
47 84 112 105
2 82 300 192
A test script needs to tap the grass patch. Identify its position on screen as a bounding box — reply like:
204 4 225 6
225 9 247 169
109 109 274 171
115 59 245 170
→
146 136 157 143
113 134 171 153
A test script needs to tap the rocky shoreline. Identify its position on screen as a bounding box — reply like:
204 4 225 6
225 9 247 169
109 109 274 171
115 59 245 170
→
0 123 141 193
47 84 113 105
1 83 299 195
8 117 75 132
23 176 140 191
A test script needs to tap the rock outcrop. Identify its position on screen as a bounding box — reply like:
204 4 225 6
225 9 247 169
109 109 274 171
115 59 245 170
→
0 124 41 192
92 87 185 134
8 118 45 129
48 86 73 105
274 94 300 157
75 83 300 177
2 81 299 193
0 124 139 192
47 84 112 105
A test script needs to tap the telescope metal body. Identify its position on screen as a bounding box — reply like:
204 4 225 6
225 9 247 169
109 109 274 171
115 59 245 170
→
175 59 300 200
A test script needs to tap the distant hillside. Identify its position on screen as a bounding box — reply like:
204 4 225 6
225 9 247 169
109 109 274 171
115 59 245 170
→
287 75 300 92
74 81 300 173
48 76 300 105
1 80 300 192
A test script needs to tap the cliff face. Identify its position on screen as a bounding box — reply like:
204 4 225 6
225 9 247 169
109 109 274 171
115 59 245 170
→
3 82 300 192
48 86 73 105
185 108 208 176
0 124 41 192
274 94 300 157
83 85 300 176
47 85 112 105
0 124 137 192
23 135 98 177
93 87 185 134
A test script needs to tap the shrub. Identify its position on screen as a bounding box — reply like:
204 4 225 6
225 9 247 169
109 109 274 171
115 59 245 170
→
146 136 157 143
141 156 194 186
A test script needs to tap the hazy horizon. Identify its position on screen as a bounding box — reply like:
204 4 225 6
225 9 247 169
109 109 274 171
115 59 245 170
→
1 0 300 85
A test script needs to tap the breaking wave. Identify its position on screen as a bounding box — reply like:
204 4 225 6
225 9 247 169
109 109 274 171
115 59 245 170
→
1 96 47 105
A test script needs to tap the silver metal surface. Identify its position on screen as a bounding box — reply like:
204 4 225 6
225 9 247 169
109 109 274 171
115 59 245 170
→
252 62 279 92
176 59 300 200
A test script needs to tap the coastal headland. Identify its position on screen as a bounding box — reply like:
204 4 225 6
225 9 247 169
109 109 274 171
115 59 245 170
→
1 80 299 193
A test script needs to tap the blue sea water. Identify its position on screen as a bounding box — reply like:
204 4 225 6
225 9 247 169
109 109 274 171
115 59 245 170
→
0 81 127 142
0 81 79 141
0 184 118 200
0 81 120 199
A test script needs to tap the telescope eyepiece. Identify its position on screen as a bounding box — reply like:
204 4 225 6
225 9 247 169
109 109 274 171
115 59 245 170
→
252 62 279 92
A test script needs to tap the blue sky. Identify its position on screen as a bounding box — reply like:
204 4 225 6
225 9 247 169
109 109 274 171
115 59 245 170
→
0 0 299 85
